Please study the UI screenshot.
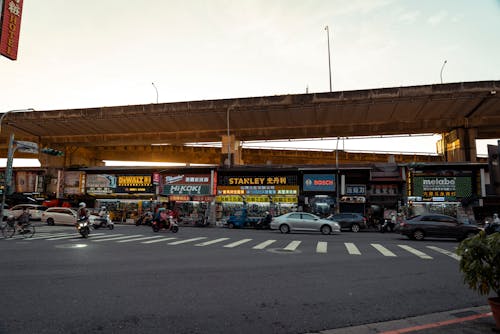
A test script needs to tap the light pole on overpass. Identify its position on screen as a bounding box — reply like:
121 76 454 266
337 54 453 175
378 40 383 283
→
440 60 447 84
152 82 159 103
325 25 333 92
0 108 35 223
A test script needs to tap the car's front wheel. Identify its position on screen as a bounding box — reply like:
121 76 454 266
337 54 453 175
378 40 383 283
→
351 223 360 233
46 218 54 226
413 229 425 241
279 224 290 234
320 225 331 235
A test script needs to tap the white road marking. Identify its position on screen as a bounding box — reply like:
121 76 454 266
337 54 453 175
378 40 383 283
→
90 234 124 239
371 243 397 257
283 240 301 251
398 245 433 259
46 233 105 241
168 237 207 245
141 237 177 244
223 239 253 248
426 246 461 261
195 238 230 246
92 234 143 242
345 242 361 255
25 233 72 240
252 240 277 250
316 241 328 253
116 236 164 243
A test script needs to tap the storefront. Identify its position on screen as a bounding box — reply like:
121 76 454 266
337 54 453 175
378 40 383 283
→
300 171 337 217
367 164 405 220
86 173 156 222
406 163 483 221
216 169 299 220
159 170 216 225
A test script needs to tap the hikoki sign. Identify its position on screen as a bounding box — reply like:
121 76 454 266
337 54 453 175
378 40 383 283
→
0 0 24 60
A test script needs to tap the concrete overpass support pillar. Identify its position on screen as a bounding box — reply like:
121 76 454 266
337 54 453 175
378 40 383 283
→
221 135 243 166
441 128 477 162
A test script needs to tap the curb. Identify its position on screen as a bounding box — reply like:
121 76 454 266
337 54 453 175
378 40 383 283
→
307 305 493 334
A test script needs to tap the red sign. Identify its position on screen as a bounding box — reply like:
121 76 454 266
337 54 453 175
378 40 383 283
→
0 0 24 60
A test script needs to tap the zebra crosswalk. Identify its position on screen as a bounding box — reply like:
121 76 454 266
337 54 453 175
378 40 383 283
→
2 231 462 261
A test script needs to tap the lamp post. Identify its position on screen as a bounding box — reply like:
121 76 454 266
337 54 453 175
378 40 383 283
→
152 82 159 103
0 108 35 223
226 106 234 168
325 25 333 92
440 60 447 84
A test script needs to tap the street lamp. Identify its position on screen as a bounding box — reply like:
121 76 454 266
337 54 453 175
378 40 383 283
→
226 106 234 168
325 25 333 92
0 108 35 223
440 60 447 84
152 82 159 103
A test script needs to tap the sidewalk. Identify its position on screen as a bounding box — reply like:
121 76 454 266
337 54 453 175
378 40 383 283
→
309 305 498 334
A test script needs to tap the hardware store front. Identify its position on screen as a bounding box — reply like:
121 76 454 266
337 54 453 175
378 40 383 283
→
216 169 299 220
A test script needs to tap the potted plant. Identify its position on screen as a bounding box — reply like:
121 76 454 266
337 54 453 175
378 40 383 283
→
457 231 500 329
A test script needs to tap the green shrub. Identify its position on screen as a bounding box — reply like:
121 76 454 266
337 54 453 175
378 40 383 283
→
457 231 500 297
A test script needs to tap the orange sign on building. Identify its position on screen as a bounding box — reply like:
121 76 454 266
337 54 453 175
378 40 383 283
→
0 0 24 60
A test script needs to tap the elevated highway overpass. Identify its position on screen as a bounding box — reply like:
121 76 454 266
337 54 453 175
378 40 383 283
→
1 80 498 167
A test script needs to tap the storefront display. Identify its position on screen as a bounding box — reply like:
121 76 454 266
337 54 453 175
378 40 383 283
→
406 166 480 219
217 173 299 218
160 172 216 225
301 173 338 216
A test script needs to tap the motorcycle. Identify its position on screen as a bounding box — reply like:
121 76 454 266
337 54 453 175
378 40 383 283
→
77 217 90 238
92 214 114 230
135 212 153 226
484 220 500 235
152 215 179 233
379 218 396 233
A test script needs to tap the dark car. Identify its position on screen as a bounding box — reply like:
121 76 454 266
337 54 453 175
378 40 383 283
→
399 214 481 241
327 213 367 232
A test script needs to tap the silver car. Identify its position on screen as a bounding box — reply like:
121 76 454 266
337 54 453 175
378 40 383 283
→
270 212 341 235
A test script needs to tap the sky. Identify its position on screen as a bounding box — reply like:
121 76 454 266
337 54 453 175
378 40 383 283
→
1 0 500 166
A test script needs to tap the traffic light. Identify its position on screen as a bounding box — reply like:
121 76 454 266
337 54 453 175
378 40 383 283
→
41 148 64 156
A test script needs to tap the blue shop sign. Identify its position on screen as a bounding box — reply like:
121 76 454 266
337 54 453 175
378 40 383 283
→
303 174 336 192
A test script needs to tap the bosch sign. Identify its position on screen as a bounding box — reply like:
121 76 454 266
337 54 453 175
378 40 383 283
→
303 174 336 192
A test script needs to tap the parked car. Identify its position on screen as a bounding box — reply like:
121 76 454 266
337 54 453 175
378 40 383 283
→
327 212 367 232
10 204 47 220
399 214 481 241
270 212 341 235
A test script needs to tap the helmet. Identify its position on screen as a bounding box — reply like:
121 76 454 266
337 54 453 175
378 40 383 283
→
101 206 106 209
79 202 86 208
158 208 166 212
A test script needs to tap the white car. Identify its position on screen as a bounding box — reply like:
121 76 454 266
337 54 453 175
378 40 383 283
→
270 212 341 235
42 207 99 226
10 204 47 220
42 207 79 226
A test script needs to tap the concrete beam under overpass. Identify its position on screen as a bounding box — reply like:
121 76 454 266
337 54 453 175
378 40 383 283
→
1 145 444 168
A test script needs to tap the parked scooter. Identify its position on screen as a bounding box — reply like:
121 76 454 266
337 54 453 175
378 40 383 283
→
92 214 114 230
135 211 153 226
76 217 90 238
152 215 179 233
379 215 396 233
484 213 500 235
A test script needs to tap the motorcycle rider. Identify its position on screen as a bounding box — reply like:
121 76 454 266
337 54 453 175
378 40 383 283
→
77 202 89 222
154 208 172 230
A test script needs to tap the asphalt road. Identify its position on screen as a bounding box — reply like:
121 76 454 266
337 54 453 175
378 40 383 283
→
0 224 485 334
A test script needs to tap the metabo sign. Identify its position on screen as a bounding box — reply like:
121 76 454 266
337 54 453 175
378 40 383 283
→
422 177 456 191
413 176 472 199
